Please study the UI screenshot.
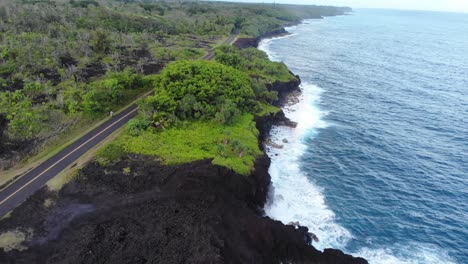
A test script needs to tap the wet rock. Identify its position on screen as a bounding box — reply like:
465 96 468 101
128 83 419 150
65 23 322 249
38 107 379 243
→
265 138 284 149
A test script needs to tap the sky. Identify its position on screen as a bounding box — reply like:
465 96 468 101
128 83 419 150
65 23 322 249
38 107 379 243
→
225 0 468 13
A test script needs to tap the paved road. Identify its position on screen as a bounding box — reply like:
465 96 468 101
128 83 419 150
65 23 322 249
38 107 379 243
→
0 32 239 218
0 106 138 217
202 30 239 60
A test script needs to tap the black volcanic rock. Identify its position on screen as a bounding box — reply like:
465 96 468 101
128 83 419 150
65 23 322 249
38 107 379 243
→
266 74 302 107
233 28 291 49
0 108 365 264
0 153 366 264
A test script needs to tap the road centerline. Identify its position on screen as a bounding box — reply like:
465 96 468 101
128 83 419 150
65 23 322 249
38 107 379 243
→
0 108 137 207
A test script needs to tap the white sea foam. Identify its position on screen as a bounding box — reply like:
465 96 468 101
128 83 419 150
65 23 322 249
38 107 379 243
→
355 244 457 264
264 82 351 250
258 34 296 61
258 33 458 264
259 29 351 250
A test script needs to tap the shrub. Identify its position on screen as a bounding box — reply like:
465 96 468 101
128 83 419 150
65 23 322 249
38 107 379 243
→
119 114 261 175
96 143 125 165
140 60 254 125
127 119 150 137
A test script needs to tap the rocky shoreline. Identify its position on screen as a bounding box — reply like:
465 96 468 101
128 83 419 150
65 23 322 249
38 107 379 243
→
0 116 367 263
0 26 367 264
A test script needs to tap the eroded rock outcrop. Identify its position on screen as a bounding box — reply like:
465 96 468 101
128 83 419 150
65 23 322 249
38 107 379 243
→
233 28 290 49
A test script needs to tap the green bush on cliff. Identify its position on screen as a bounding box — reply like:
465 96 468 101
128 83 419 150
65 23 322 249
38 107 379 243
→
215 45 296 108
113 46 294 175
139 60 255 126
215 45 297 83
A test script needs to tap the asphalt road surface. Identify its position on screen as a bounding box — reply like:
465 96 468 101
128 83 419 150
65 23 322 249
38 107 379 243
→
0 32 239 218
0 106 138 217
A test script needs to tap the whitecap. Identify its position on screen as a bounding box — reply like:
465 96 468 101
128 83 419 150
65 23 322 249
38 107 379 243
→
258 22 459 264
264 82 350 250
355 244 457 264
258 33 297 61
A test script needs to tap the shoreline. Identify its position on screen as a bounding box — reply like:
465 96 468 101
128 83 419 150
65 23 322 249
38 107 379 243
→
254 22 354 250
237 21 366 260
0 22 367 263
259 12 466 264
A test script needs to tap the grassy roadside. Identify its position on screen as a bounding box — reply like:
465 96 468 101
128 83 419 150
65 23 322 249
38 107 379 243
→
46 125 126 191
0 125 122 249
109 113 261 175
0 89 153 190
0 33 238 190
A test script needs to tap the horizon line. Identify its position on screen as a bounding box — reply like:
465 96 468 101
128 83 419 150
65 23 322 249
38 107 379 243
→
211 0 468 15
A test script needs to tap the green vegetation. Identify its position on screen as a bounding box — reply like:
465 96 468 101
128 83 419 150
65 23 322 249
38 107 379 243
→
0 91 44 140
106 113 261 175
59 70 151 116
100 46 299 174
215 45 297 83
0 0 350 171
215 45 299 109
100 60 263 174
97 25 312 174
138 60 254 126
257 102 281 117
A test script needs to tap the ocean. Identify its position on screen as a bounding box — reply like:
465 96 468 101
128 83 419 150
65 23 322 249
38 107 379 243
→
260 9 468 264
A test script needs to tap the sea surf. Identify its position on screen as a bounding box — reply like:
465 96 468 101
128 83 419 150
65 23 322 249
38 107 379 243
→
260 9 467 264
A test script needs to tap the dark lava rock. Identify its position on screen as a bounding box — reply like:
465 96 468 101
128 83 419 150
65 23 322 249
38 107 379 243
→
0 154 366 264
233 37 259 49
233 28 291 49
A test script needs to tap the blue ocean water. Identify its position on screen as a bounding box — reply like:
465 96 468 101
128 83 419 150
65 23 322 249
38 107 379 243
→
261 9 468 264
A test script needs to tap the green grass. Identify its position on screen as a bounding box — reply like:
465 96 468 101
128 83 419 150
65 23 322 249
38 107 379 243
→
248 60 297 83
0 88 153 189
107 113 261 175
256 102 280 116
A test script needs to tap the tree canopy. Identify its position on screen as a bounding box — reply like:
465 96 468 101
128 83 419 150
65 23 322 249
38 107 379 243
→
139 60 254 125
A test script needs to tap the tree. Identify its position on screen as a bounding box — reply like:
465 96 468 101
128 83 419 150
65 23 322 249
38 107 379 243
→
0 91 43 140
82 87 108 114
142 60 254 125
127 118 149 136
214 99 240 124
91 29 112 53
177 94 197 120
215 45 245 70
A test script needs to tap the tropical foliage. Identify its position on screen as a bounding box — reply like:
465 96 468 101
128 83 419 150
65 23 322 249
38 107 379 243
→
139 60 254 126
114 44 299 174
0 0 350 168
107 113 261 175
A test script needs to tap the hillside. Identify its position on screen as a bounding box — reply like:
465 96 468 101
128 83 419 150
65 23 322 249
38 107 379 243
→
0 0 350 170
